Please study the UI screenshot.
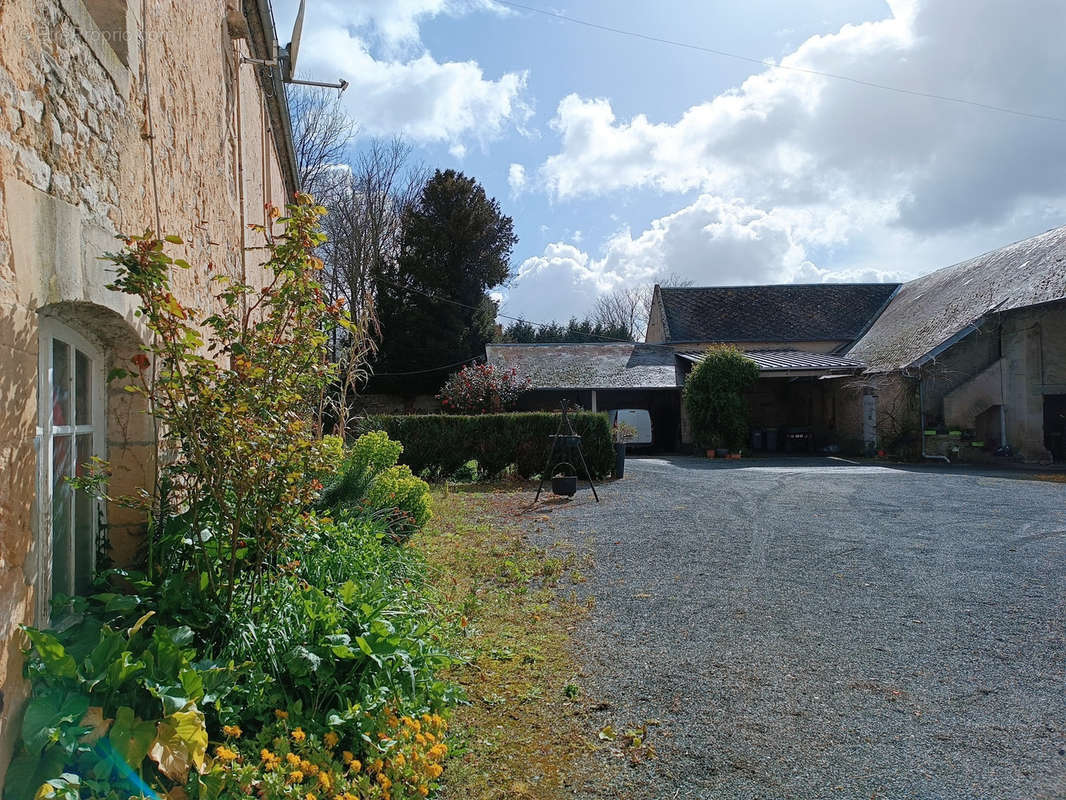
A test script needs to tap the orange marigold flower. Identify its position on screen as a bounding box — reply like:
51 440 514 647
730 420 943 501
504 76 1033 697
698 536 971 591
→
426 763 443 779
286 752 302 766
341 751 355 764
291 727 307 743
275 709 289 720
323 731 340 748
287 770 305 784
349 759 362 774
221 724 242 738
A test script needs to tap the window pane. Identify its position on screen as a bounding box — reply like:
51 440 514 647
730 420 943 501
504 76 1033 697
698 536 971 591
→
52 339 70 426
75 349 92 426
74 434 95 595
51 435 73 600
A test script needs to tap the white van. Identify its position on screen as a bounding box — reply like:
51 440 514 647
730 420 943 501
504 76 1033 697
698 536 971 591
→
608 408 653 446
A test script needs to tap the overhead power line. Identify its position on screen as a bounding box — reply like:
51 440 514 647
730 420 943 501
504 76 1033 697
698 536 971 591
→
494 0 1066 125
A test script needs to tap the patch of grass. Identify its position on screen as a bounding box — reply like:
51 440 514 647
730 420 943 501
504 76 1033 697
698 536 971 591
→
411 487 609 799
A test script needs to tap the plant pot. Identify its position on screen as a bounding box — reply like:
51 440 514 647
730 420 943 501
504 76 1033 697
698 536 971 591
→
706 449 715 458
551 462 578 496
727 453 741 460
715 448 729 459
614 443 626 478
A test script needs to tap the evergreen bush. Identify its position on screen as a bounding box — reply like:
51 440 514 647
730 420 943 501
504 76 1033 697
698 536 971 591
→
683 347 760 451
357 412 614 481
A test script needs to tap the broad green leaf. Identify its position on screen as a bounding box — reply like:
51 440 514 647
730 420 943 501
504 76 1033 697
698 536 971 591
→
163 235 183 244
22 689 89 755
22 629 78 680
108 706 155 767
338 580 359 606
3 747 66 800
105 651 145 691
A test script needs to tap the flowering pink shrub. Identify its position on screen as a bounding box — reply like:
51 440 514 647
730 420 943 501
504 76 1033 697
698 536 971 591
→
437 363 531 414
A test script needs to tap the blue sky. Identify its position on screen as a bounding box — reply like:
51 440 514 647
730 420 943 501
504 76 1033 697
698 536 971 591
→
274 0 1066 324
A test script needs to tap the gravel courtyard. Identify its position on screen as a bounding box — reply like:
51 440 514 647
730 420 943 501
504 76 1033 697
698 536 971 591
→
531 457 1066 800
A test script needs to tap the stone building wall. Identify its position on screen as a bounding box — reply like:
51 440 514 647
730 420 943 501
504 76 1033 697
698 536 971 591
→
0 0 296 784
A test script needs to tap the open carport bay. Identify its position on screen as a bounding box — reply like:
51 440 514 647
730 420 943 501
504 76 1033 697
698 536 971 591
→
533 457 1066 800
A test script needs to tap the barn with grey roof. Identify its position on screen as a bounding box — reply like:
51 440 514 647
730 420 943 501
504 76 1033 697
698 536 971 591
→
487 223 1066 462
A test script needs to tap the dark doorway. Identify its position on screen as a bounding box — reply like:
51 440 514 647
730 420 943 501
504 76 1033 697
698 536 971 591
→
1044 395 1066 461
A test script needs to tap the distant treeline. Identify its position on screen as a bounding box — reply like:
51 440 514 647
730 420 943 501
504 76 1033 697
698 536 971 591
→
496 318 634 343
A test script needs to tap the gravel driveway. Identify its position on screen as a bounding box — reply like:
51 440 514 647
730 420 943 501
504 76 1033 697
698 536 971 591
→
530 456 1066 800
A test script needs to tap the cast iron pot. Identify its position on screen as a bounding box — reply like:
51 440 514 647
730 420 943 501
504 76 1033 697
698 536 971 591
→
551 462 578 496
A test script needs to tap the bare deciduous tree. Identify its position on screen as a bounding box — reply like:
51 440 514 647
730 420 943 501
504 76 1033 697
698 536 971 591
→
288 89 425 433
593 272 695 341
288 86 355 200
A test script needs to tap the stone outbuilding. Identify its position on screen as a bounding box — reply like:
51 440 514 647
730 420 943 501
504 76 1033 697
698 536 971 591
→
0 0 300 783
490 225 1066 463
847 224 1066 463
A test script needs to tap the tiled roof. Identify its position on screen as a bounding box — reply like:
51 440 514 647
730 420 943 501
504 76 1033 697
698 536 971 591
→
486 343 680 390
657 284 900 343
679 349 865 373
848 225 1066 371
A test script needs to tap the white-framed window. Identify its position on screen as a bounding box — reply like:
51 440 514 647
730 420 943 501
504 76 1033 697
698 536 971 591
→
37 317 106 618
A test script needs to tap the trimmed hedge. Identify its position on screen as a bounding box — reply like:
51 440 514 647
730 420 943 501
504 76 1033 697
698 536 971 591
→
357 412 614 481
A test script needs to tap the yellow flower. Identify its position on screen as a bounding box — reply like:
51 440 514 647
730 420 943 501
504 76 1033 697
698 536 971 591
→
349 759 362 774
287 770 305 784
377 774 392 790
317 772 332 789
418 787 429 797
291 727 307 743
393 753 406 768
214 745 238 762
305 794 317 800
275 709 289 720
341 750 355 764
286 752 302 766
323 731 340 748
414 733 427 746
221 724 242 738
426 763 443 779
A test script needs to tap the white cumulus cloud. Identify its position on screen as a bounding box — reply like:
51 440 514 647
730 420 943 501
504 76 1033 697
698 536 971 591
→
507 163 527 195
278 0 529 145
506 0 1066 321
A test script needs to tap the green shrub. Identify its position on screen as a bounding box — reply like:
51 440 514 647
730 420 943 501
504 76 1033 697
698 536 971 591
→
683 347 760 450
357 412 614 481
318 431 432 538
222 515 454 726
367 464 433 529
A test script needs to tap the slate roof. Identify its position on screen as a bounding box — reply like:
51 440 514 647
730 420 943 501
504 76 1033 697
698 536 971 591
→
486 343 680 390
656 284 900 343
678 349 866 373
848 225 1066 372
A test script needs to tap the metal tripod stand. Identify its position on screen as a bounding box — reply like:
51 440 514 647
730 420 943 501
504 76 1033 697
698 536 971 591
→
532 399 600 505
